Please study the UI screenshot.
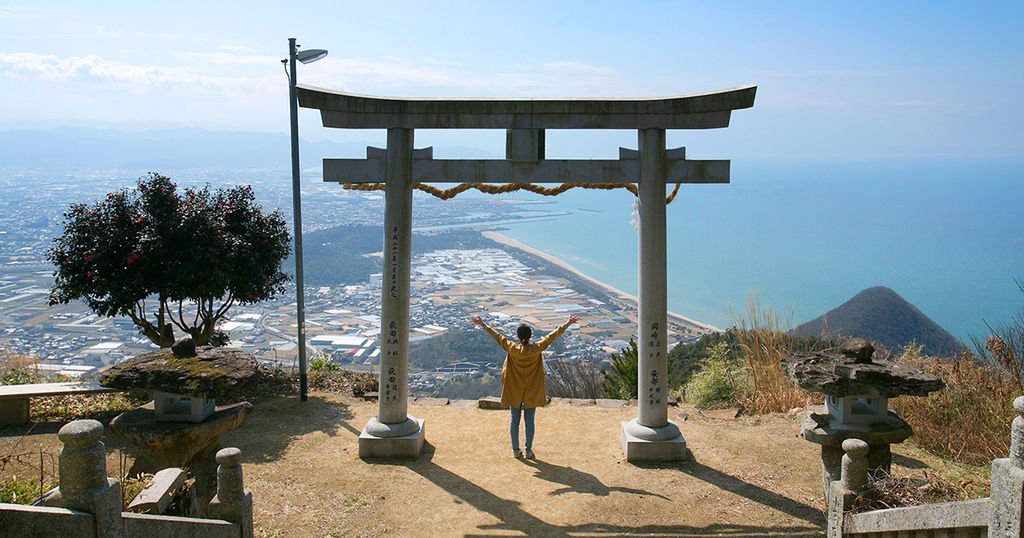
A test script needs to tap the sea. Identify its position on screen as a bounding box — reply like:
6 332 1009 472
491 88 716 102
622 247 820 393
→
491 159 1024 343
3 158 1020 345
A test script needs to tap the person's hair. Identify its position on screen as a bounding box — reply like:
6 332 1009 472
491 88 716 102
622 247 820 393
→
517 323 532 342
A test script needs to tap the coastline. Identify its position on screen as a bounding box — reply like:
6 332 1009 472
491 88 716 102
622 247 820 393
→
482 231 720 333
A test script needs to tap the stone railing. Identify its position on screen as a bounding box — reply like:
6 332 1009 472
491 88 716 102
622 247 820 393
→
827 396 1024 537
0 419 253 538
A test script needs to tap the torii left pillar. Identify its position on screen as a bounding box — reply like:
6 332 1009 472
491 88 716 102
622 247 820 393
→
358 127 425 458
620 128 687 461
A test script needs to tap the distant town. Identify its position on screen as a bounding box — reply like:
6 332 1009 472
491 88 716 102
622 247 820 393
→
0 169 711 395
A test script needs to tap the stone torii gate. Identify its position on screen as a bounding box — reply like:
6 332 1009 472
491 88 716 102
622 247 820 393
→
297 85 756 461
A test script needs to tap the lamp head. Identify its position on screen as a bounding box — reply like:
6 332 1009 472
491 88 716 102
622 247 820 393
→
296 49 328 64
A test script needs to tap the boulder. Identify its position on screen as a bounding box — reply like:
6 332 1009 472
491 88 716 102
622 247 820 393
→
781 341 943 398
100 346 259 398
171 337 197 358
478 396 506 410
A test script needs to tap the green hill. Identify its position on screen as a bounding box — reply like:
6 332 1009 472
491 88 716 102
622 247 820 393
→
792 286 962 357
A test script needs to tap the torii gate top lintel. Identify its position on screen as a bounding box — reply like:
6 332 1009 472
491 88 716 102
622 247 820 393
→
297 84 756 130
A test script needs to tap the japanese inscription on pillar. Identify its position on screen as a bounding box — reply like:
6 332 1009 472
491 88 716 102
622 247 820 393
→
647 322 662 406
388 225 399 298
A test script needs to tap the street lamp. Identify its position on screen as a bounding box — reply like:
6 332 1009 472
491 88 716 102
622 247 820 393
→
286 37 327 402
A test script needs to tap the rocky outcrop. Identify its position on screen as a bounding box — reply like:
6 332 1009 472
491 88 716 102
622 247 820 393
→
781 338 944 398
100 344 259 398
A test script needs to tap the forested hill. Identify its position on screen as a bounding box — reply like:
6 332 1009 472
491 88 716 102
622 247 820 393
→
296 225 494 287
792 286 962 357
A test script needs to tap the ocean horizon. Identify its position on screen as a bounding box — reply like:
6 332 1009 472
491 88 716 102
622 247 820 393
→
491 158 1024 344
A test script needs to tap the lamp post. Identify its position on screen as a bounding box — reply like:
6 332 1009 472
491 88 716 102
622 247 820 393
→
286 37 327 401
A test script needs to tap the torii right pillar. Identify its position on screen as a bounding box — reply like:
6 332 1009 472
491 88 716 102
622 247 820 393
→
621 128 688 462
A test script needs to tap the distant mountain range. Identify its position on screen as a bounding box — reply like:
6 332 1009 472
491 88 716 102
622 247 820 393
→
0 127 494 170
792 286 963 357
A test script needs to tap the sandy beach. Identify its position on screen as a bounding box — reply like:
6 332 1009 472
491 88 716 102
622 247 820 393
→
482 231 720 333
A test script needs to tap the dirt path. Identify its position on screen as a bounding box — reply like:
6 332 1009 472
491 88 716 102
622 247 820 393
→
5 394 971 536
222 394 827 537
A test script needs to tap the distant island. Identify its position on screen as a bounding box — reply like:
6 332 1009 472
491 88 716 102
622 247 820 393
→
792 285 963 357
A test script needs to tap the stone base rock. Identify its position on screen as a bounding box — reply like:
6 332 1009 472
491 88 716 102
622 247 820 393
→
100 346 260 398
359 418 426 459
620 420 689 463
478 396 506 410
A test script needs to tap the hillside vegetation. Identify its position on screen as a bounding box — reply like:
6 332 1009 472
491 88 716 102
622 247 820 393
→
793 286 962 357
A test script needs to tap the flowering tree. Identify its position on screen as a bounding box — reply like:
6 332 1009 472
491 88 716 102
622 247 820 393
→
47 173 291 347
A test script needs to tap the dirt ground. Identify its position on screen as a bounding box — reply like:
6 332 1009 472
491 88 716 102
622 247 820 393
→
1 394 982 537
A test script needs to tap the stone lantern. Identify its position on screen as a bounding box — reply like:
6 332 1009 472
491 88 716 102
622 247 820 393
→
782 338 944 496
100 337 258 511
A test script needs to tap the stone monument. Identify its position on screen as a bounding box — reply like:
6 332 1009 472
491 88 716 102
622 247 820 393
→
101 338 258 511
782 338 944 497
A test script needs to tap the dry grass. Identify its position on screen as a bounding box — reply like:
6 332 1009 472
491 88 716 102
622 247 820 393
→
732 299 819 414
849 468 979 513
893 338 1022 465
545 360 605 399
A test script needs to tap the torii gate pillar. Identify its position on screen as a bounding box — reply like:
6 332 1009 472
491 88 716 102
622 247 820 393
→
620 128 687 461
297 82 756 462
358 127 425 459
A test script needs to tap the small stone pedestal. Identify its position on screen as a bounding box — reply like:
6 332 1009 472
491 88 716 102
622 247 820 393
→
620 418 689 462
358 416 425 459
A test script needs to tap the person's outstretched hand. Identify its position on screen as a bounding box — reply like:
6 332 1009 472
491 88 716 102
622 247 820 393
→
565 315 581 327
468 316 484 327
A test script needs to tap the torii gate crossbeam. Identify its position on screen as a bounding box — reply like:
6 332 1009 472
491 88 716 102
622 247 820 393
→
298 85 756 462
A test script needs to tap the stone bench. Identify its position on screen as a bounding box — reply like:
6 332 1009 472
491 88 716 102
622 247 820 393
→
0 382 121 426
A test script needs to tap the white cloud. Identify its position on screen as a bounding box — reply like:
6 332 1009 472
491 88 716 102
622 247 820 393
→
172 51 281 66
305 56 624 97
0 6 40 19
0 52 276 95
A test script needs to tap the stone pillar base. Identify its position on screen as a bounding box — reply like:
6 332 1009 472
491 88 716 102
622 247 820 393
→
359 418 425 459
620 420 688 462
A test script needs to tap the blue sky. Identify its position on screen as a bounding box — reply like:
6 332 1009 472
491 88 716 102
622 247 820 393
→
1 1 1021 160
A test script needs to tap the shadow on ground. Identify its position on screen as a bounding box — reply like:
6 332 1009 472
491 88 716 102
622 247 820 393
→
893 452 930 470
366 443 824 537
223 395 357 463
522 457 669 499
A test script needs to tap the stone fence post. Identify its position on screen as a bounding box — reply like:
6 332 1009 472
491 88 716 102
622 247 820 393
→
826 439 869 538
47 419 124 537
1010 396 1024 469
207 447 253 538
840 439 869 495
989 396 1024 535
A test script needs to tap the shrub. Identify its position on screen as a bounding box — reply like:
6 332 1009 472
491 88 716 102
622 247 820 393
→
309 352 342 373
1 351 37 385
601 340 638 399
0 475 55 504
668 329 741 388
683 342 746 409
893 341 1021 464
47 173 291 347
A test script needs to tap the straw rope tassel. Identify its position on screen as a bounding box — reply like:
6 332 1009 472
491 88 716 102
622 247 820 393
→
343 182 683 204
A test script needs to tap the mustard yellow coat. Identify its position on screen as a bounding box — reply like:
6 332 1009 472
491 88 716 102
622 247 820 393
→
482 323 566 408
